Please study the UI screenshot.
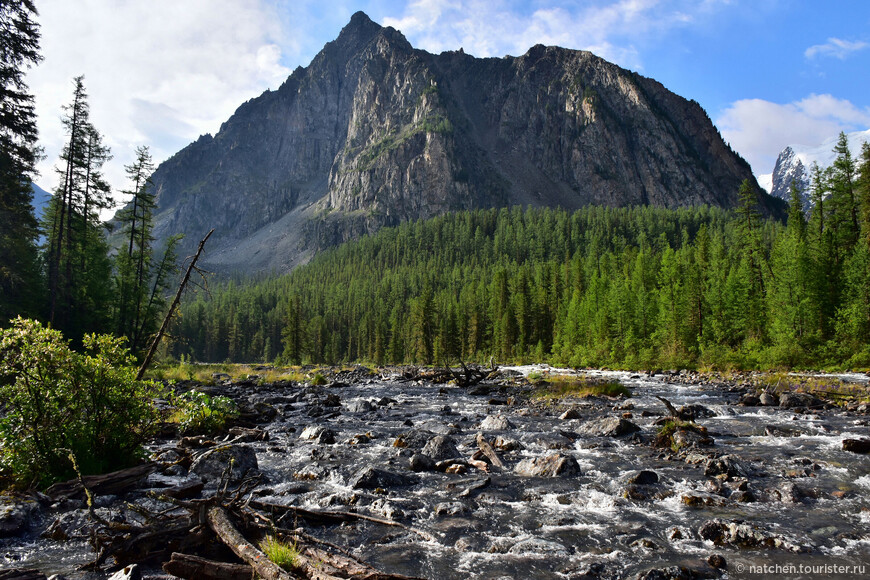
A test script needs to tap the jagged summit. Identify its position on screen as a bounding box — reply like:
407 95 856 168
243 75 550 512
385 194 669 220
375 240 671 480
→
145 12 782 275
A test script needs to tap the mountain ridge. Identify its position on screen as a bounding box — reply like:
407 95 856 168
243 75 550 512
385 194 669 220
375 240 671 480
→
145 11 782 274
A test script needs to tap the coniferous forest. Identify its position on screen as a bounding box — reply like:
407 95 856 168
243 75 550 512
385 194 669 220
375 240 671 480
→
170 136 870 370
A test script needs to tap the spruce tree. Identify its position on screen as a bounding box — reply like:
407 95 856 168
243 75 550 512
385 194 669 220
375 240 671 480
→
0 0 42 322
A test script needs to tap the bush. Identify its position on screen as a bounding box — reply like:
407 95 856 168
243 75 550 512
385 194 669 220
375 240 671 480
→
0 318 160 488
171 390 239 435
259 535 299 570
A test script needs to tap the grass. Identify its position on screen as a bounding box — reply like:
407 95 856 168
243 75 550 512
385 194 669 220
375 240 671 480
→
259 535 299 570
146 362 335 385
531 374 631 401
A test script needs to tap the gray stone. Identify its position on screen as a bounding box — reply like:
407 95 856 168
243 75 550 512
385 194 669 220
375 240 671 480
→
409 453 436 472
515 453 582 477
421 435 460 460
627 470 659 485
108 565 141 580
345 399 375 413
0 495 38 537
779 392 822 409
759 391 779 406
578 416 640 437
479 414 516 430
843 438 870 454
350 467 416 490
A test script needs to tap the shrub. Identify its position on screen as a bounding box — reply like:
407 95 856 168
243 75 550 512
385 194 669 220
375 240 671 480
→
0 318 160 488
310 372 327 386
170 390 239 435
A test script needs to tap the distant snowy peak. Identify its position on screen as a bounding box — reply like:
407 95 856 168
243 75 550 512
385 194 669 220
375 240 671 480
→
769 129 870 210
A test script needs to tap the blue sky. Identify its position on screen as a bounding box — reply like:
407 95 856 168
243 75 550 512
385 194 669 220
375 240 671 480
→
27 0 870 202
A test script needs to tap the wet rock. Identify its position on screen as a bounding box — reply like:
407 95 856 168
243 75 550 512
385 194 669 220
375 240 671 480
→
347 433 372 445
479 414 516 430
677 404 716 420
322 393 341 407
578 416 641 437
704 455 746 478
408 453 435 473
671 428 714 449
422 435 460 460
627 470 660 485
190 444 259 484
0 495 39 537
434 501 471 516
492 435 523 451
698 518 805 551
842 438 870 454
393 429 436 450
682 494 725 507
764 424 803 437
299 425 336 444
350 467 416 490
779 392 822 409
560 408 582 420
707 554 726 570
507 537 568 555
634 566 696 580
759 391 779 406
515 453 581 477
535 433 574 449
739 394 760 406
226 426 269 442
730 490 756 503
345 399 375 413
773 481 807 503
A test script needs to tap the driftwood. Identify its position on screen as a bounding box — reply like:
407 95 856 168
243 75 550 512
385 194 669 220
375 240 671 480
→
403 362 497 387
73 455 431 578
475 432 505 469
655 395 680 418
163 553 252 580
46 462 158 501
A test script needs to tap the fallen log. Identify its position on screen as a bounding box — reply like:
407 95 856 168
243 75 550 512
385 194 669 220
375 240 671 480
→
46 462 158 501
206 506 296 580
654 395 680 418
250 499 439 543
163 553 252 580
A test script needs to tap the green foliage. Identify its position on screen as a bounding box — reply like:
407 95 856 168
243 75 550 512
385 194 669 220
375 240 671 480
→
655 419 705 452
0 318 160 488
310 372 327 386
259 535 299 570
170 133 870 372
170 390 238 436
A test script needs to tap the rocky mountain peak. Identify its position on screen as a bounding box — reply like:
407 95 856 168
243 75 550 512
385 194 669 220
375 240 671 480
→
144 12 783 275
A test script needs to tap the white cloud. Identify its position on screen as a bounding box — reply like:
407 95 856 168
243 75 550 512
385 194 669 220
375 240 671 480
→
382 0 718 71
28 0 292 212
717 94 870 174
805 37 868 60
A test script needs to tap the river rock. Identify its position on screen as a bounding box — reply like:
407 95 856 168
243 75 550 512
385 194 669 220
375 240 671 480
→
779 392 822 409
677 404 716 420
393 429 436 450
759 391 779 406
635 566 696 580
698 518 804 551
515 453 581 477
627 470 659 485
299 425 336 444
323 393 341 407
578 416 640 437
190 444 259 484
479 414 516 430
434 501 471 516
345 399 375 413
560 408 582 420
507 538 569 555
409 453 436 472
704 455 746 478
842 438 870 454
350 467 416 490
422 435 460 460
0 495 39 537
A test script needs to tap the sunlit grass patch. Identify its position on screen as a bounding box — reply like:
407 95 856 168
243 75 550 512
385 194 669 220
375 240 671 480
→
532 374 630 401
259 534 300 570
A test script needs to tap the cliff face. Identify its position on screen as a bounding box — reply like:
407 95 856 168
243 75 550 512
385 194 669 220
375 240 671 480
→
149 11 778 274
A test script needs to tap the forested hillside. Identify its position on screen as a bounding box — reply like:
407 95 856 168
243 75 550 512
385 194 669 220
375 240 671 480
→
172 142 870 370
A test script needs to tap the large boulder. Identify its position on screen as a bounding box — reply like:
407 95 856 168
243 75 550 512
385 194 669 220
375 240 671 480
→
843 438 870 454
422 435 460 460
350 467 417 490
578 416 640 437
0 495 39 538
479 415 516 431
515 454 582 477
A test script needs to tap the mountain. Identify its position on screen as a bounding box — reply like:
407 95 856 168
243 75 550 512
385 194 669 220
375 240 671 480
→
147 11 780 275
768 128 870 210
31 182 51 219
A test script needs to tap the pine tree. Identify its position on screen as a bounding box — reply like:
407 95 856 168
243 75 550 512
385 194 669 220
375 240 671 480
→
0 0 43 322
